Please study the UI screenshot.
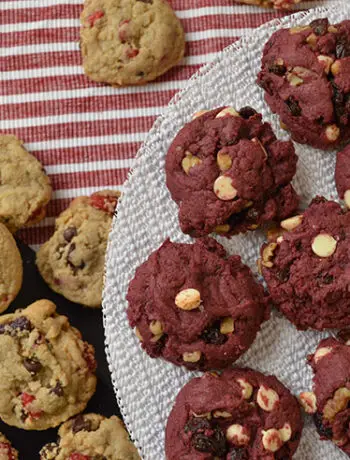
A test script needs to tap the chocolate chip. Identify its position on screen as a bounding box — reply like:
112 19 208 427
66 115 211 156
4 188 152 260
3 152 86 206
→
50 382 64 397
200 322 227 345
337 329 350 343
185 417 211 433
276 267 290 283
268 63 287 76
192 426 227 456
229 448 248 460
63 226 77 242
331 82 348 125
238 106 257 119
314 412 333 438
72 414 92 433
336 34 350 59
285 96 302 117
23 358 42 375
310 18 329 36
9 316 32 332
323 274 333 284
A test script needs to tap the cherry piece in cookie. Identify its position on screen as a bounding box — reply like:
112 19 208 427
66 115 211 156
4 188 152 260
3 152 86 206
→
165 107 299 237
335 144 350 208
257 19 350 149
260 197 350 330
166 369 303 459
127 238 269 370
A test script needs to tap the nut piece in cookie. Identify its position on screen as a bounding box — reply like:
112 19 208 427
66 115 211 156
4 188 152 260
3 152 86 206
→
0 135 52 233
127 237 269 370
0 299 97 430
165 106 299 237
40 413 140 459
260 197 350 330
80 0 185 86
0 222 23 313
300 335 350 456
257 19 350 149
165 368 303 459
0 432 18 459
335 144 350 208
36 190 120 308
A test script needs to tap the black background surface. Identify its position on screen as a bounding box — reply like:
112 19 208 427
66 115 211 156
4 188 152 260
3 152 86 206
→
0 239 121 458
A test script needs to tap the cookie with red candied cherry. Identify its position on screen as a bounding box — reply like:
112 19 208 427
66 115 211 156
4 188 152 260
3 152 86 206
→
80 0 185 86
166 368 303 459
0 433 18 460
335 144 350 208
40 413 140 459
36 190 120 308
0 300 96 430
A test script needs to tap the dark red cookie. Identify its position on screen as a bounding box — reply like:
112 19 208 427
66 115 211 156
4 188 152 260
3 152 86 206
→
165 107 299 237
127 238 269 370
260 197 350 330
166 369 303 460
335 144 350 207
300 335 350 456
257 19 350 149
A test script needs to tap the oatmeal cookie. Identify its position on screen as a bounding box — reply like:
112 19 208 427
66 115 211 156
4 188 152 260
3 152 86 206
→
0 433 18 460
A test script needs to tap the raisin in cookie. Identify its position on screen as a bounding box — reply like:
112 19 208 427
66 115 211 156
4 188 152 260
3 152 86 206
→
0 223 23 313
40 413 140 459
127 238 269 370
257 19 350 149
0 433 18 460
165 107 299 238
233 0 301 8
299 334 350 456
0 299 97 430
166 369 303 459
335 144 350 208
260 197 350 330
0 135 52 233
36 190 120 308
80 0 185 86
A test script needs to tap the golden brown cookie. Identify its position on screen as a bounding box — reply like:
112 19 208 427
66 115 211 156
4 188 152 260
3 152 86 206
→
0 300 97 430
0 432 18 459
36 190 120 308
40 413 140 459
80 0 185 86
0 135 52 233
0 222 23 313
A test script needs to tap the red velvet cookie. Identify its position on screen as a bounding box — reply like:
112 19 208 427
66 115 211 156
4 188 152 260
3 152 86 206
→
166 369 303 459
233 0 301 8
260 197 350 330
257 19 350 149
127 238 269 370
165 107 299 237
335 144 350 208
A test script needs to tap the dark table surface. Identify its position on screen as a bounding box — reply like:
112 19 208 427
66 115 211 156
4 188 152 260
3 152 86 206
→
0 239 121 459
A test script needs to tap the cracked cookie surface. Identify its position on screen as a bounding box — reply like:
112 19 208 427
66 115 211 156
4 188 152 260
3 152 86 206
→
0 300 97 430
40 413 140 459
257 19 350 149
0 223 23 313
80 0 185 86
127 238 269 370
166 369 303 460
36 190 120 308
0 135 52 233
0 432 18 460
165 107 299 238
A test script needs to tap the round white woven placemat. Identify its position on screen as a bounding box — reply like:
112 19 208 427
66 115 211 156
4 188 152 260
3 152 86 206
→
103 3 350 459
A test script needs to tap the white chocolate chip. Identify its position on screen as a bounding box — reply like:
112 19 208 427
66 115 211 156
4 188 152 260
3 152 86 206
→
192 110 209 119
257 385 280 412
328 25 338 33
317 55 334 74
135 327 143 341
306 33 317 49
149 320 163 336
215 224 230 234
314 346 333 363
226 424 250 446
175 288 201 310
331 60 341 76
192 411 211 419
311 234 337 258
287 73 303 87
217 150 232 171
183 351 201 363
220 317 234 335
262 243 277 268
276 236 284 244
237 378 253 400
216 107 239 118
344 190 350 209
181 152 202 175
299 391 317 414
280 215 303 231
262 429 283 452
213 410 232 418
279 423 292 442
289 26 311 35
325 124 340 142
324 387 350 420
213 176 238 201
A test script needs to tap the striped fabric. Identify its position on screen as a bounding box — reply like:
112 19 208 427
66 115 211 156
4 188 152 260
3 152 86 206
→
0 0 323 249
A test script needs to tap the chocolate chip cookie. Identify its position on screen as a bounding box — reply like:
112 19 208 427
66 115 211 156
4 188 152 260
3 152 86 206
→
0 135 52 233
0 299 97 430
36 190 120 308
127 238 269 370
260 197 350 330
0 433 18 460
165 107 299 238
233 0 301 8
257 19 350 149
299 334 350 456
335 144 350 208
166 369 303 459
0 222 23 313
80 0 185 86
40 413 140 459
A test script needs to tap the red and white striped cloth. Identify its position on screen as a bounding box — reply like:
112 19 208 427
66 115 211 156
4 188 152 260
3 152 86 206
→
0 0 325 249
